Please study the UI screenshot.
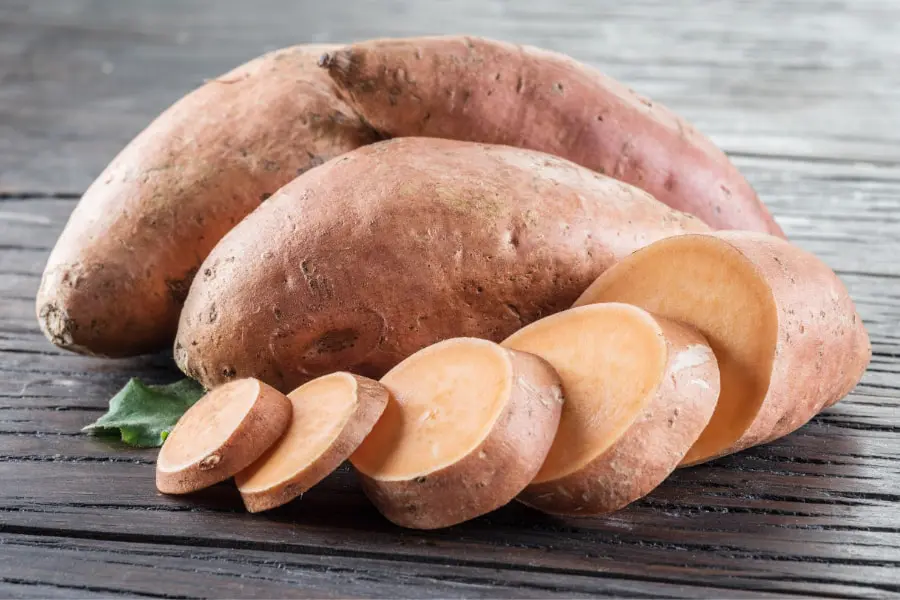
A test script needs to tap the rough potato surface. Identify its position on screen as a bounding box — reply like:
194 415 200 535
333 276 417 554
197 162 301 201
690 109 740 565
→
176 138 709 391
37 45 379 356
320 35 783 236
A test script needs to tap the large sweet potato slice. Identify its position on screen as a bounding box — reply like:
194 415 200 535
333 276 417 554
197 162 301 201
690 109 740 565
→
574 232 871 464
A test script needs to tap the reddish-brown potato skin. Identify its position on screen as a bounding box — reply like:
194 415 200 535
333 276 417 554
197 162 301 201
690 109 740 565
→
175 138 710 392
712 232 871 450
517 315 720 516
238 374 388 513
319 36 783 237
36 45 380 357
358 347 563 530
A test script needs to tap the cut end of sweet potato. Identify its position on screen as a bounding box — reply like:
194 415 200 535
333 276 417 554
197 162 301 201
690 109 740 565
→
352 337 563 529
574 232 870 464
156 378 292 495
235 372 388 513
503 303 720 515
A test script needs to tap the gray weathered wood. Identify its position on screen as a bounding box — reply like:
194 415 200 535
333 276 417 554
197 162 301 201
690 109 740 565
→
1 0 899 193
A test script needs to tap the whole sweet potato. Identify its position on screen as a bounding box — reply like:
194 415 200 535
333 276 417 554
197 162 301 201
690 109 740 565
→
175 138 709 391
39 36 779 359
320 35 783 237
36 45 379 357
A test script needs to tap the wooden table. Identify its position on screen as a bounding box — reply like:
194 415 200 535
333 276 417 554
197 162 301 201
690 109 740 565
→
1 1 898 597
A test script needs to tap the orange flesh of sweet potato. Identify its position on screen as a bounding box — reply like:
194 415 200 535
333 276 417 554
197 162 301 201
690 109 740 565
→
574 232 871 465
351 337 563 529
235 372 388 513
320 35 783 237
502 303 719 515
156 378 291 495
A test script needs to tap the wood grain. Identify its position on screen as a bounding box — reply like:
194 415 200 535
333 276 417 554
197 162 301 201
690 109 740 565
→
0 0 897 597
1 0 898 193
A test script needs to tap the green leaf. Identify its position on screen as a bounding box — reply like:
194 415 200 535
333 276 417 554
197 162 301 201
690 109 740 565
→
83 378 206 447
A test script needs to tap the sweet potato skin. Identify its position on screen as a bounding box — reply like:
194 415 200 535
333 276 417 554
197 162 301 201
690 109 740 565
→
175 138 709 391
515 310 720 516
320 35 783 237
36 45 379 357
357 344 563 529
712 232 871 450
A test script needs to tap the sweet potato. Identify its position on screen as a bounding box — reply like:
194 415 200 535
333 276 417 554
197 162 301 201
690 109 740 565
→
156 378 291 495
235 372 388 513
36 45 379 357
502 303 720 515
319 35 783 236
175 137 709 391
351 337 563 529
574 232 871 464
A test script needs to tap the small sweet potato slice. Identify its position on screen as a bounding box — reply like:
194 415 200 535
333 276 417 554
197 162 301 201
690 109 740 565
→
574 232 871 465
235 372 388 513
351 337 563 529
156 378 291 495
503 303 719 515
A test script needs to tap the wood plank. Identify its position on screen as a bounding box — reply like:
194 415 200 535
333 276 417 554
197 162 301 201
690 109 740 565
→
1 0 898 193
0 533 806 600
0 453 898 597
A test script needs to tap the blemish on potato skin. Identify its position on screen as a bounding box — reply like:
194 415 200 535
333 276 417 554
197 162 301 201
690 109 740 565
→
165 266 198 304
199 454 221 470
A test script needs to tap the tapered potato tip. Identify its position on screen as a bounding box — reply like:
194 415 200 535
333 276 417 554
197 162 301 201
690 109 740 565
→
156 378 292 495
503 303 720 516
351 337 564 530
235 373 388 513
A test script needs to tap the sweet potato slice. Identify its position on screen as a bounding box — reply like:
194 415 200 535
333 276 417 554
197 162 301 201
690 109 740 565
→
235 372 388 513
351 337 563 529
156 378 291 495
502 303 719 515
574 232 871 465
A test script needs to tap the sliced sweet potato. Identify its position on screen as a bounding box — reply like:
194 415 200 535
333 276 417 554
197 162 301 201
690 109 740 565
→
502 303 719 515
235 372 388 513
156 378 291 495
351 337 563 529
574 232 871 465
